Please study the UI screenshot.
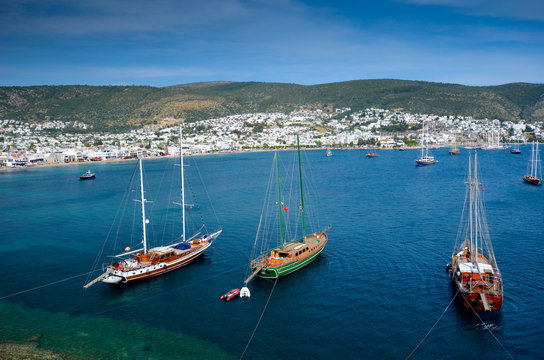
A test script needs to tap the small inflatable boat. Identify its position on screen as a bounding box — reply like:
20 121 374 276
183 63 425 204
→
220 288 240 301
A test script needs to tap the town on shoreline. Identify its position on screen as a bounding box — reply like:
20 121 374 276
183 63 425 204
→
1 107 542 169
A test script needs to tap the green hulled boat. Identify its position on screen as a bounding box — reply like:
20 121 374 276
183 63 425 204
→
244 135 329 283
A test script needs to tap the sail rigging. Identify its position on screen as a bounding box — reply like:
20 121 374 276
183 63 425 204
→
84 124 222 288
243 135 329 284
449 151 502 311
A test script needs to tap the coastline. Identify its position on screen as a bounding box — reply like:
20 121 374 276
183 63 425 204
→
0 146 428 173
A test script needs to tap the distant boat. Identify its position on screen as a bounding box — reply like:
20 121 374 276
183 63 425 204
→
522 142 542 186
79 170 95 180
416 121 437 166
90 157 103 161
243 135 329 287
326 149 332 157
510 143 522 154
449 137 460 155
84 126 222 288
448 151 503 311
366 152 378 158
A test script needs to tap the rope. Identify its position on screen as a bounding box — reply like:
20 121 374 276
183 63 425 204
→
466 297 514 360
3 269 102 301
84 164 138 286
4 262 248 341
405 289 459 359
240 278 278 359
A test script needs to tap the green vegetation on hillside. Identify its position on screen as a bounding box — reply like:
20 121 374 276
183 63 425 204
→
1 80 543 132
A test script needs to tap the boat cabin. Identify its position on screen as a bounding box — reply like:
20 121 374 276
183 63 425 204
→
458 262 494 282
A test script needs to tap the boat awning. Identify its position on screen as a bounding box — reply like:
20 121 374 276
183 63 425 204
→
459 262 494 274
172 242 191 250
149 246 174 255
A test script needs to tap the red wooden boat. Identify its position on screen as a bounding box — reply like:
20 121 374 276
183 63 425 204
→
448 152 502 311
220 288 240 301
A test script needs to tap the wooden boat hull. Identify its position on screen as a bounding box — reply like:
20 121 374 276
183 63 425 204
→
449 149 460 155
250 231 328 279
457 288 503 311
415 159 437 166
523 175 542 186
252 246 325 279
98 229 222 286
107 244 210 284
449 249 503 312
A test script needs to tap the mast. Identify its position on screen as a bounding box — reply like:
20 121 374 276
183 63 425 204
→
275 152 285 249
473 151 480 270
139 158 148 255
531 142 536 177
421 122 426 158
297 135 307 240
537 143 542 178
180 125 186 242
468 152 473 255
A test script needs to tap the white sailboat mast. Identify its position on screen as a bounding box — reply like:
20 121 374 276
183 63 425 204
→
468 153 474 254
537 143 542 178
473 152 480 268
139 158 148 255
531 141 536 177
421 122 426 158
180 125 186 242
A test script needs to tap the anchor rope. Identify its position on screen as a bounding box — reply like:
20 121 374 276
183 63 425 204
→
3 262 248 341
1 269 102 301
240 278 278 359
405 289 459 359
466 297 514 360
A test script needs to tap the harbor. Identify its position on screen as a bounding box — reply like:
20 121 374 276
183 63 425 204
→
0 148 541 359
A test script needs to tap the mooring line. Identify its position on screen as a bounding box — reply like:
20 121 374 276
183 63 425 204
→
240 277 278 359
467 298 514 360
3 263 248 341
0 269 102 301
405 289 459 359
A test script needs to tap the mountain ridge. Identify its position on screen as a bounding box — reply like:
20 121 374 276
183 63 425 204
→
1 79 543 131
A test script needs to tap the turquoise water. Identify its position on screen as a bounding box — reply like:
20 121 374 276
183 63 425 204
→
0 148 542 359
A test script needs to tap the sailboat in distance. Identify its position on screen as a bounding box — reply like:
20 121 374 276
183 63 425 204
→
522 141 542 185
243 135 329 285
84 126 222 288
510 143 522 154
449 135 460 155
416 121 437 166
447 152 503 311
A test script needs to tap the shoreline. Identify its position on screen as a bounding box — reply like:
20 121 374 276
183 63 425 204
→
0 145 438 173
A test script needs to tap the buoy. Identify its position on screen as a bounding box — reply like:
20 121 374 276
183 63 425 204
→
240 287 250 298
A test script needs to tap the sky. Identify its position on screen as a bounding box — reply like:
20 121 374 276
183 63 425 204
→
1 0 543 87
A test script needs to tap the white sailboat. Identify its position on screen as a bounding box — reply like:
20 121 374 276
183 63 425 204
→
84 126 222 288
523 141 542 185
415 121 437 166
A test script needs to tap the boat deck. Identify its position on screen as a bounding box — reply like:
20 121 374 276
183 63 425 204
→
252 231 328 270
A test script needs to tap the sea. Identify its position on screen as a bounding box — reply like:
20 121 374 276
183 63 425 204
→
0 147 542 360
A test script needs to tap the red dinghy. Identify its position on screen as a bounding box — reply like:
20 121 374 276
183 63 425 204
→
220 288 240 301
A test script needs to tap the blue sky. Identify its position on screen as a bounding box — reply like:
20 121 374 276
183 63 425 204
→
1 0 543 86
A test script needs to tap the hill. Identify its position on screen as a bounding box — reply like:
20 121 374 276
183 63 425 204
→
1 80 543 131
